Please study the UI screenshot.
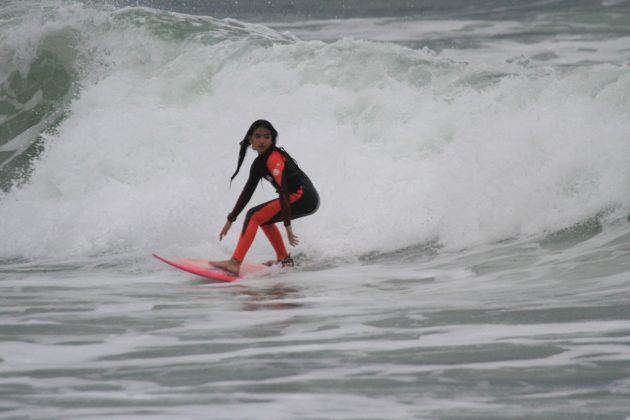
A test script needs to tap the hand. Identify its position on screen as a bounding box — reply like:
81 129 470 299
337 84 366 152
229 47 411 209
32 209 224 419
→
286 226 299 247
219 220 232 241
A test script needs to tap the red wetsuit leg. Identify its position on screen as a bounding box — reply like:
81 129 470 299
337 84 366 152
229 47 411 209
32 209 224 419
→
232 199 282 262
231 188 305 262
261 224 289 261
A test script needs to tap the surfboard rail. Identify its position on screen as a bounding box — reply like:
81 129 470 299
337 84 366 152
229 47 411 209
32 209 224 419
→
153 254 267 282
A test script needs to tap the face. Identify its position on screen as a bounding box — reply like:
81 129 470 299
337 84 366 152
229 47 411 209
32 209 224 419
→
249 127 273 155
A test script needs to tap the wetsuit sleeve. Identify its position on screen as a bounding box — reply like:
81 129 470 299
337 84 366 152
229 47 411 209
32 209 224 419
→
267 152 292 227
227 164 259 222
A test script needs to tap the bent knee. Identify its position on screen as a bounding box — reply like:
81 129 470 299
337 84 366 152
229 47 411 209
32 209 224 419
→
247 210 266 226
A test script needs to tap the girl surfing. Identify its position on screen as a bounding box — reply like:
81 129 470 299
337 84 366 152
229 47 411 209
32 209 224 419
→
210 120 319 275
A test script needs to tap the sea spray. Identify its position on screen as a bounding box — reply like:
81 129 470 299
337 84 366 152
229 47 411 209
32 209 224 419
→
0 2 629 262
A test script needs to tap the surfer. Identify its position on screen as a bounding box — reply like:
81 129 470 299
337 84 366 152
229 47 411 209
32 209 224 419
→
210 120 319 275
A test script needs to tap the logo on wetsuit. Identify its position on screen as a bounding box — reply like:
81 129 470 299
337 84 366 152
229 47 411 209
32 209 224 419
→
272 163 281 177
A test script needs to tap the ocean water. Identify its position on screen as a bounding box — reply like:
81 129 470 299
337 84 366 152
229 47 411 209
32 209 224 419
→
1 0 630 418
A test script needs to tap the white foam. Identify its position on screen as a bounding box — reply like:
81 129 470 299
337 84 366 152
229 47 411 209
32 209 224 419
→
269 16 630 67
1 4 629 261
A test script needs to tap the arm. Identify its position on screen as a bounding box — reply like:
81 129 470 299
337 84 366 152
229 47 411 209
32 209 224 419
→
267 152 292 227
268 152 299 246
285 225 299 246
219 220 232 241
220 165 259 241
227 164 258 223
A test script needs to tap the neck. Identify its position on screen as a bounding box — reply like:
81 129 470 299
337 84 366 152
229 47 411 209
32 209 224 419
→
257 145 275 156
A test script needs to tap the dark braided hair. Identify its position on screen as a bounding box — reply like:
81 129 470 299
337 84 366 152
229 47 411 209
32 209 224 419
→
230 119 278 182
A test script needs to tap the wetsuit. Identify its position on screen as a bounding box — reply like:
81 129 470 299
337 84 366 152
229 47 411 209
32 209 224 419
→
227 147 319 262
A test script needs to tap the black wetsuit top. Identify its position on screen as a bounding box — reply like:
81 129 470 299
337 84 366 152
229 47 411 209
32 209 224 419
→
227 147 318 227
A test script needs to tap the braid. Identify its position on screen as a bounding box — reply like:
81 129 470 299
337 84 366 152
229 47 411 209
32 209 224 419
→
230 138 249 183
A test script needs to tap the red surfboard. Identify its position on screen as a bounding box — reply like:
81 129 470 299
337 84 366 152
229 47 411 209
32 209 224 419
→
153 254 268 282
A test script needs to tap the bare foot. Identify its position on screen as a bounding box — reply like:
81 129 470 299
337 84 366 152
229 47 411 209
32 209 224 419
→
209 258 241 275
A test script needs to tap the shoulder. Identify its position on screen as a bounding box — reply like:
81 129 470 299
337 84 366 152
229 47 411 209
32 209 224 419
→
267 150 285 169
266 150 285 165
